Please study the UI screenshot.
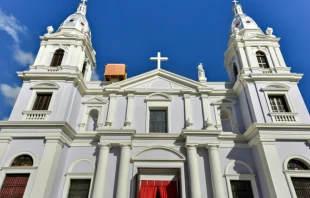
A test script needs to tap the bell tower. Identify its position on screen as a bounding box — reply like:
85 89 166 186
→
30 0 96 81
224 2 290 83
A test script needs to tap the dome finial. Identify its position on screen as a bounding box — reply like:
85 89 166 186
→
77 0 88 15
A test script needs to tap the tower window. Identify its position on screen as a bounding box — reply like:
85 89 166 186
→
149 110 167 133
68 179 91 198
82 62 87 77
230 180 254 198
256 51 270 68
233 63 238 80
268 95 289 113
51 49 64 67
32 93 52 110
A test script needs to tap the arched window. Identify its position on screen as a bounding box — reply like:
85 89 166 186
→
233 63 238 80
86 109 99 131
287 159 309 170
256 51 270 68
51 49 64 67
220 110 233 132
11 155 33 167
82 62 87 77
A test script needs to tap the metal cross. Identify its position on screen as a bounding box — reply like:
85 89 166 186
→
232 0 238 5
81 0 88 4
150 52 168 70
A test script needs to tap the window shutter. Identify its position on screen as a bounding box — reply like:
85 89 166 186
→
0 174 30 197
149 110 167 133
230 180 254 198
32 94 52 110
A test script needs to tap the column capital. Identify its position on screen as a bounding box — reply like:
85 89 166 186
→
119 143 132 148
200 94 210 99
98 143 111 148
185 144 198 149
45 136 66 146
206 144 220 150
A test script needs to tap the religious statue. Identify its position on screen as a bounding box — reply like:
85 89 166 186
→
46 26 54 34
198 63 207 82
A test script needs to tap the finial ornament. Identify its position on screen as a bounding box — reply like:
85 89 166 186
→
46 26 54 34
150 52 168 70
198 63 207 82
232 0 238 5
81 0 88 4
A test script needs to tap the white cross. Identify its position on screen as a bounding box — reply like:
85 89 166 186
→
81 0 88 4
150 52 168 70
232 0 238 5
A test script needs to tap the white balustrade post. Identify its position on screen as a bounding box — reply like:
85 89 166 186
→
116 144 131 198
92 143 111 197
207 144 225 198
186 144 201 198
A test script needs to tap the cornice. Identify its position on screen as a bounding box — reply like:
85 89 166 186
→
0 121 77 145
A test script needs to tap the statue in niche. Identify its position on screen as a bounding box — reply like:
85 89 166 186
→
198 63 207 82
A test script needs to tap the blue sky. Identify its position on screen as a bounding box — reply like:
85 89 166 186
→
0 0 309 120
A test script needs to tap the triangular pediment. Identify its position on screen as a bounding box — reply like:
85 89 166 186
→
212 98 237 105
106 69 211 92
82 97 107 104
243 34 280 41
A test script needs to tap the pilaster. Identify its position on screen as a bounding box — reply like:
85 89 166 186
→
201 94 213 129
0 137 12 165
237 47 249 69
30 137 65 198
267 46 280 68
252 138 291 198
123 93 135 129
105 93 117 127
183 92 194 129
245 46 256 67
274 46 287 67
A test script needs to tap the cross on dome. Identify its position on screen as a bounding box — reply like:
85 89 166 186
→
150 52 168 70
81 0 88 4
232 0 238 5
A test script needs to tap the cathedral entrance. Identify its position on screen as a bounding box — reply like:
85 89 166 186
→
137 169 180 198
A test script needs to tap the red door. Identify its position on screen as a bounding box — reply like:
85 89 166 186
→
138 180 179 198
0 174 30 198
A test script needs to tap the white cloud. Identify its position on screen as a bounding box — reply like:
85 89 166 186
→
0 84 21 106
0 9 34 66
91 69 100 81
14 47 35 65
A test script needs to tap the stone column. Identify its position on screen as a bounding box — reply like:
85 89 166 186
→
92 143 111 197
207 144 225 198
116 144 131 198
0 137 12 165
123 93 135 128
186 144 201 198
30 137 64 198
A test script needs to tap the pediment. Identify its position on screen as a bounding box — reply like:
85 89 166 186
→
243 34 279 41
45 32 79 39
82 97 107 104
132 146 186 162
212 98 237 105
107 69 211 92
31 81 59 90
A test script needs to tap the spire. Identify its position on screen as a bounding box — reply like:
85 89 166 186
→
232 0 243 15
77 0 88 15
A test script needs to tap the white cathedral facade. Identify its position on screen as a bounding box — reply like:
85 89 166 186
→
0 1 310 198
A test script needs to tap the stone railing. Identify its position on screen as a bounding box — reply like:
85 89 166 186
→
47 67 61 72
269 112 298 123
22 111 52 120
261 68 273 74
